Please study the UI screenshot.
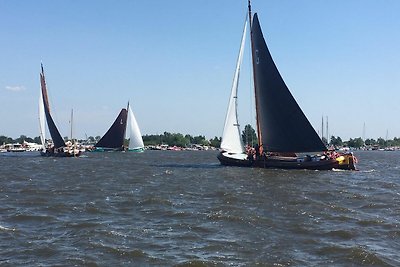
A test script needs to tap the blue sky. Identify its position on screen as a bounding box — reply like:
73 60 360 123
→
1 0 399 141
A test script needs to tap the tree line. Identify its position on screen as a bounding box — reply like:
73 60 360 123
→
2 124 400 149
0 133 222 148
142 132 221 148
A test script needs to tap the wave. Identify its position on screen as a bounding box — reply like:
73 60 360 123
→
317 245 393 266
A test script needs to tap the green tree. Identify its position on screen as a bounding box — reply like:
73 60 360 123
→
242 124 257 146
377 137 386 147
364 138 376 146
33 136 42 144
348 137 364 148
330 136 343 147
209 136 221 148
192 135 208 145
0 135 13 145
15 135 29 144
393 137 400 146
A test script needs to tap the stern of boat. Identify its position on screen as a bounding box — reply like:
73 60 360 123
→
335 152 357 170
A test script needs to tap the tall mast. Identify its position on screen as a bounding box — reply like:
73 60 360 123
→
326 116 329 142
248 0 263 151
70 108 75 142
321 116 324 140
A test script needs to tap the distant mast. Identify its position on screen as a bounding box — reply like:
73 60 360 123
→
362 122 366 141
70 109 73 141
326 116 329 143
321 116 324 140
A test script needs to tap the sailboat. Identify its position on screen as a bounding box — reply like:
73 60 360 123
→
39 64 81 157
93 102 144 152
218 1 356 170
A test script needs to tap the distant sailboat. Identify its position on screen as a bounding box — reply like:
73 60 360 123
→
39 64 81 157
218 1 356 170
94 102 144 152
127 102 144 152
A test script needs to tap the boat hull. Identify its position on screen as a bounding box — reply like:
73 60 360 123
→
40 150 82 157
217 152 253 167
217 152 356 170
91 147 124 152
127 147 145 152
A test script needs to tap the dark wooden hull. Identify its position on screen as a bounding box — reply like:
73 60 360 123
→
217 152 356 170
40 150 82 157
217 152 253 167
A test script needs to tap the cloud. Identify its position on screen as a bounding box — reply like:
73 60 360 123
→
5 85 26 92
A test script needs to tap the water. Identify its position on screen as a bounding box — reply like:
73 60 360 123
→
0 150 399 266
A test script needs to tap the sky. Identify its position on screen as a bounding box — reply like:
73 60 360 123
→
1 0 399 141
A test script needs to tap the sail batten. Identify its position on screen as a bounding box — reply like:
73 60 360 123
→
251 13 326 153
220 19 247 154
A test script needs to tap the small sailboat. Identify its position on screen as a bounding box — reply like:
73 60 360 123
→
39 64 81 157
127 102 145 152
94 108 128 151
218 1 356 170
93 101 144 152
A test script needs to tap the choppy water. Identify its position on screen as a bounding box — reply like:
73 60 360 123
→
0 150 399 266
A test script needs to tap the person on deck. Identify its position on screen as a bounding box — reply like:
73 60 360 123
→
254 144 260 160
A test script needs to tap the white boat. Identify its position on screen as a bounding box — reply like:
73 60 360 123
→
6 143 26 152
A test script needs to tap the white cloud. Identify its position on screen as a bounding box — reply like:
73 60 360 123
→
5 85 26 92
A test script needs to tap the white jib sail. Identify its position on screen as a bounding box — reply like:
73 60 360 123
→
128 104 144 150
38 91 46 150
220 19 247 154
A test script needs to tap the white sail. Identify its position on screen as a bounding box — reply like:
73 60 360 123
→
220 19 247 154
127 103 144 150
38 90 46 150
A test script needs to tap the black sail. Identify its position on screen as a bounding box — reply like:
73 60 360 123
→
40 70 66 149
251 13 326 153
95 108 128 149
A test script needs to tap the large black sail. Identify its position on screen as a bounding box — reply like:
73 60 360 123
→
40 68 66 149
251 13 326 153
95 109 128 149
